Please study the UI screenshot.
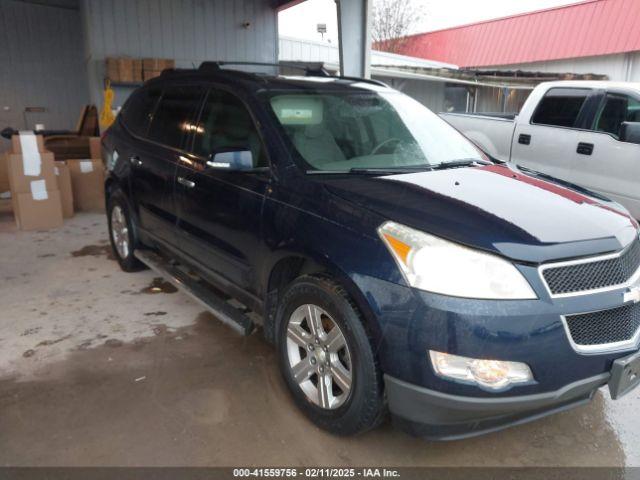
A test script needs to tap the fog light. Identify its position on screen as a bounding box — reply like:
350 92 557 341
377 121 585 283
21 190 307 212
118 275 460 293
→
429 351 533 390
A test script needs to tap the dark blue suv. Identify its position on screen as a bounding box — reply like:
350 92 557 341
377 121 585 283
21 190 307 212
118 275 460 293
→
103 63 640 440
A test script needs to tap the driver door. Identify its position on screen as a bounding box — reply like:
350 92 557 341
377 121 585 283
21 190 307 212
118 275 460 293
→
174 87 270 294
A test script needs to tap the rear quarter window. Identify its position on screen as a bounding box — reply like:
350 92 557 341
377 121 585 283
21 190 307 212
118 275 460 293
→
531 88 590 128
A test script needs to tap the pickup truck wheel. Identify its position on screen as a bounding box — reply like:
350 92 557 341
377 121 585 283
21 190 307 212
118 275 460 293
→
107 191 146 272
276 275 384 435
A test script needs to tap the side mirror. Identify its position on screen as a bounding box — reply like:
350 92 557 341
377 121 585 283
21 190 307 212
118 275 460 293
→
619 122 640 144
206 148 254 171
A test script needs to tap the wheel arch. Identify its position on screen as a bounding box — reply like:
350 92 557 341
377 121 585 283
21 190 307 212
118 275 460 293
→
262 252 381 347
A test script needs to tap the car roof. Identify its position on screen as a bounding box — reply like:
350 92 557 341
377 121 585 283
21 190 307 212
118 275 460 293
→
144 64 392 94
539 80 640 93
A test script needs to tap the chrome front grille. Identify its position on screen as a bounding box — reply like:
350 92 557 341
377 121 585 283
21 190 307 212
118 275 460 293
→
564 303 640 353
541 239 640 297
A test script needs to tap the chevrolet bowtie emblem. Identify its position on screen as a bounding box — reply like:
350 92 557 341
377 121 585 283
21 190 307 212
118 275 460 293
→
623 286 640 304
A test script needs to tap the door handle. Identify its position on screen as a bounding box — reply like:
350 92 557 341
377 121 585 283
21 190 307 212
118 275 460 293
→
518 133 531 145
577 142 594 155
130 155 143 167
177 176 195 188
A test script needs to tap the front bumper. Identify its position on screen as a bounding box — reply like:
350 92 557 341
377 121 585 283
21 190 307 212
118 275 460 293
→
385 373 609 441
353 271 640 397
349 272 640 438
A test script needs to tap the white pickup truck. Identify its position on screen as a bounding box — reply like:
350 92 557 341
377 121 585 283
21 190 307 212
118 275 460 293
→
441 81 640 219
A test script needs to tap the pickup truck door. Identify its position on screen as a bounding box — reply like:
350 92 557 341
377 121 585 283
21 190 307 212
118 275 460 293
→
567 91 640 219
174 87 270 296
510 87 596 183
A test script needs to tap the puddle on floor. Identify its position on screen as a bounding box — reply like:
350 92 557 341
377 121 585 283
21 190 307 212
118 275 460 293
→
70 245 115 261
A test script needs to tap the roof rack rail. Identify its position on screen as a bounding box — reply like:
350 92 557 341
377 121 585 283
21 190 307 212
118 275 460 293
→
194 61 388 87
199 61 285 72
336 75 388 87
198 61 332 77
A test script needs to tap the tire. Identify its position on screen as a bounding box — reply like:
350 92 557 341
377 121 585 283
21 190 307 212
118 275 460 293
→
276 275 385 435
107 189 146 272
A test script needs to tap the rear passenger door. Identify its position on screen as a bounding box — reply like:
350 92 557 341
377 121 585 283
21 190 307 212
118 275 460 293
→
511 87 594 182
568 91 640 218
174 87 271 296
131 84 205 245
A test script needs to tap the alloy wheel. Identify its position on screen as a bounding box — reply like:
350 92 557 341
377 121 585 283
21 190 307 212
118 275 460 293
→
111 205 130 259
286 304 353 410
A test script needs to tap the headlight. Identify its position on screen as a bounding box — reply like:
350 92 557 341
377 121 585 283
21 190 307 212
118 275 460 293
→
378 221 536 299
429 351 533 390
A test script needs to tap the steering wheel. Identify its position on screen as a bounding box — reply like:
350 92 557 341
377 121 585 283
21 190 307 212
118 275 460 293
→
371 137 402 155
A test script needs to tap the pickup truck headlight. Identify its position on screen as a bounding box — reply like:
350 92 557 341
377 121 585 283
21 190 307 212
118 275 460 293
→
378 221 536 299
429 351 533 390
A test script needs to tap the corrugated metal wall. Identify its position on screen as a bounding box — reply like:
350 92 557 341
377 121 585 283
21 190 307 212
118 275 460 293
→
81 0 280 108
0 0 89 151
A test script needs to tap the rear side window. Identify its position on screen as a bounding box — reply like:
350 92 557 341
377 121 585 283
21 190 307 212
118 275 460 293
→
147 85 204 150
594 93 640 137
121 86 161 137
531 88 590 128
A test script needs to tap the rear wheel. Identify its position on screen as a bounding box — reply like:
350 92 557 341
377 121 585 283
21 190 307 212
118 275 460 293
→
107 190 146 272
276 275 385 435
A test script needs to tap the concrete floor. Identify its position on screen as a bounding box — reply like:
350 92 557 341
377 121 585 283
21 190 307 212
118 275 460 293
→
1 209 639 467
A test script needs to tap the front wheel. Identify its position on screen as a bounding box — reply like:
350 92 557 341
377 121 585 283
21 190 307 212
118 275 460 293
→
107 190 146 272
276 275 385 435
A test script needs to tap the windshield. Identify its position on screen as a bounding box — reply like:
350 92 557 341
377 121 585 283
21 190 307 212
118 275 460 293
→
266 89 486 171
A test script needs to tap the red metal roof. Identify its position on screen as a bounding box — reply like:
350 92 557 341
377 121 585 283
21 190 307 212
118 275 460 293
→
398 0 640 68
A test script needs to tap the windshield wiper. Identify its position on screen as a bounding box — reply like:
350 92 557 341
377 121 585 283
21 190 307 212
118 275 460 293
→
306 161 489 175
306 166 432 175
428 159 493 170
348 166 432 174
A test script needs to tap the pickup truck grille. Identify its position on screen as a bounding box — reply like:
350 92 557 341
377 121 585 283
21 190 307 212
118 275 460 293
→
542 239 640 296
564 303 640 350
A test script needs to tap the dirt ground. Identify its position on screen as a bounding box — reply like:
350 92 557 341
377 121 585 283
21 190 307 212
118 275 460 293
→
0 210 638 467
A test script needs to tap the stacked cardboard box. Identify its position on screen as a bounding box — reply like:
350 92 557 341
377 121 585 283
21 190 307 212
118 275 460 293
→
67 137 105 212
8 132 64 230
143 58 175 81
105 57 143 83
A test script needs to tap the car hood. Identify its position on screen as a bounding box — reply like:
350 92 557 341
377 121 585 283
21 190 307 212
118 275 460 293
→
315 164 638 264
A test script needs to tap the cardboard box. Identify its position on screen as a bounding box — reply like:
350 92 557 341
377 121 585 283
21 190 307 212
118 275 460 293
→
89 137 103 160
67 159 105 212
11 133 46 154
54 161 74 218
0 153 9 194
12 189 64 231
133 59 143 82
143 58 174 71
143 69 162 81
106 57 119 81
7 152 57 195
117 58 134 83
0 197 11 215
142 58 162 71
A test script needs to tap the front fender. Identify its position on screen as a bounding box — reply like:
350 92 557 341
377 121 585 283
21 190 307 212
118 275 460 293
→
261 188 404 345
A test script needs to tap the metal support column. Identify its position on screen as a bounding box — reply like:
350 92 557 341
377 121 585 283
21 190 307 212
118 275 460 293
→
336 0 371 78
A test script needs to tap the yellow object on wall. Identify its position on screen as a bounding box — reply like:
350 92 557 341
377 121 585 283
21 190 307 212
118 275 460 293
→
99 80 115 129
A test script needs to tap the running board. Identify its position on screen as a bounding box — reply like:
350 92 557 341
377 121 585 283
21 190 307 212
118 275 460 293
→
134 250 255 336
